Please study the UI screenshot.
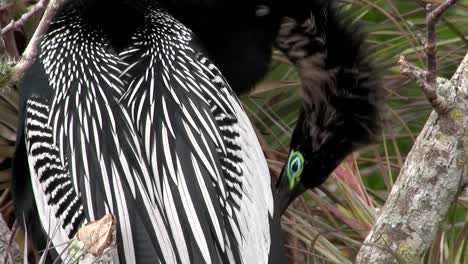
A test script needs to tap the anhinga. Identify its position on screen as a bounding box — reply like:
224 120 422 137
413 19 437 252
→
12 0 383 262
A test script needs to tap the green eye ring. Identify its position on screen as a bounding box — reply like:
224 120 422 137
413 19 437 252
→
287 150 304 190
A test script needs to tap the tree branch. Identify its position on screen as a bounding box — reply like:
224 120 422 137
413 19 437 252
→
357 53 467 263
355 51 468 264
12 0 61 82
423 0 458 114
0 0 19 58
356 1 465 261
1 0 49 35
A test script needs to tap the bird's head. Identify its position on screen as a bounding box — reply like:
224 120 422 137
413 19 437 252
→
277 105 352 206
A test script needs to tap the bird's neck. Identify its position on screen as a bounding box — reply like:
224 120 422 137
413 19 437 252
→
79 0 149 17
66 0 149 49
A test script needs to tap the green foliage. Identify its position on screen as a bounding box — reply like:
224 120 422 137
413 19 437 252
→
0 59 14 90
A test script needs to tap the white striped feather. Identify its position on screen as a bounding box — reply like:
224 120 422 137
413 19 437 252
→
40 12 178 264
24 98 86 257
28 4 274 263
118 8 274 263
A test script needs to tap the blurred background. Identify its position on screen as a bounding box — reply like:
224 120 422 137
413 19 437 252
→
0 0 467 263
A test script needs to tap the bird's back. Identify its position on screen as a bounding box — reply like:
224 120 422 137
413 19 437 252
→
14 1 284 262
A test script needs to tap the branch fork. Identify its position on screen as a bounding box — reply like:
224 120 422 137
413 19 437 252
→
420 0 458 115
356 0 466 263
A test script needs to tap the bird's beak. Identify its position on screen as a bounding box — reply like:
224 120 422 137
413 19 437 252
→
275 167 296 214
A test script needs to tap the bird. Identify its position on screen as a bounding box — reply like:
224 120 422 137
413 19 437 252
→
11 0 383 263
273 1 384 213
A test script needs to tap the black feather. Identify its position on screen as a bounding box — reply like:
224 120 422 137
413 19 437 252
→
274 0 384 212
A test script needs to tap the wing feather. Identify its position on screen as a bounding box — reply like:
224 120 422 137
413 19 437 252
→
116 8 275 262
24 97 86 256
21 4 276 263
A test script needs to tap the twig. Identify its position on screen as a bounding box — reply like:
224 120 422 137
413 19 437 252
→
0 0 19 58
1 0 49 35
423 0 458 114
2 220 18 264
0 200 12 214
399 56 428 87
0 216 22 264
12 0 61 82
427 0 459 21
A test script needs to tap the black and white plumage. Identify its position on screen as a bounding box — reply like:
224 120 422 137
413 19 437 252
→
12 0 383 262
14 0 284 262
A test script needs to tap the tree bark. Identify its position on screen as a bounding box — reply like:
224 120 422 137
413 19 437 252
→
355 52 468 263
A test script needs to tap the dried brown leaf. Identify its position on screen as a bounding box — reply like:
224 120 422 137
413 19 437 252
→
76 214 114 257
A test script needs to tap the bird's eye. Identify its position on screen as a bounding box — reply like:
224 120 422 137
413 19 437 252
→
290 158 300 172
287 151 304 190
